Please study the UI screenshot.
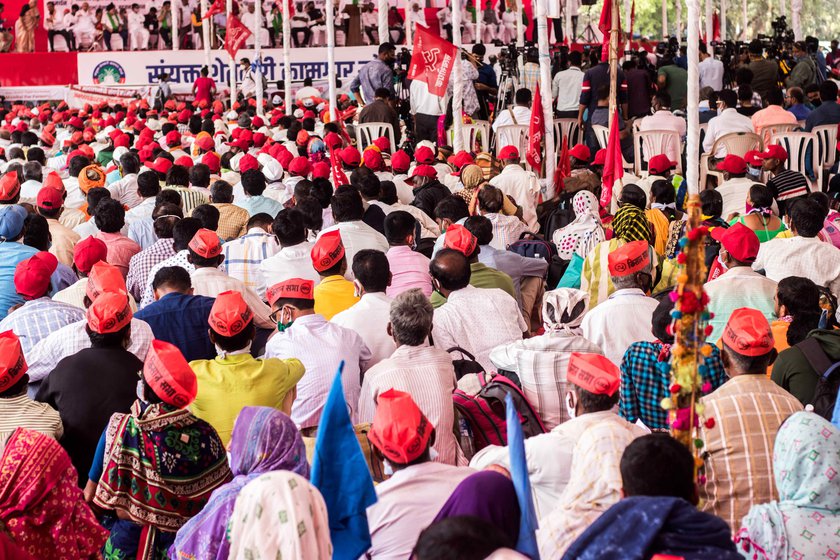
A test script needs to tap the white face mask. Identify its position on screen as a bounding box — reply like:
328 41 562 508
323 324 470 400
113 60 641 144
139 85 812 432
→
136 379 146 402
565 391 577 420
717 254 729 271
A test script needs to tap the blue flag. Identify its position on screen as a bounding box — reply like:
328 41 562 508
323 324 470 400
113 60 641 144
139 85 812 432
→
311 361 378 559
506 392 541 559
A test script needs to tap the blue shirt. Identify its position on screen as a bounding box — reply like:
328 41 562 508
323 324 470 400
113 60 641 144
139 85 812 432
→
235 195 285 218
134 292 216 361
0 243 38 321
804 100 840 131
788 104 811 121
349 58 395 103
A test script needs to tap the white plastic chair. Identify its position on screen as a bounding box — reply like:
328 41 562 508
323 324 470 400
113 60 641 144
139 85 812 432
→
813 124 839 189
633 130 683 176
769 131 820 191
356 122 396 152
553 118 580 147
591 124 633 173
462 121 491 153
700 132 762 188
759 122 799 147
494 124 529 159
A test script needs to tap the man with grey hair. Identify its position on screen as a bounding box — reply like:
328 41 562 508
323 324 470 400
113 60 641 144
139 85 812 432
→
358 288 466 466
582 240 659 367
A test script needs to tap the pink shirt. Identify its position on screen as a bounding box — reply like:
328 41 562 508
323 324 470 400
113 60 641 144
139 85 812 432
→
385 245 433 298
95 232 142 278
751 104 798 142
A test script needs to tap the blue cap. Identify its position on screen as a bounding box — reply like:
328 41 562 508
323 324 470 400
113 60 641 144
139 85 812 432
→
0 205 28 241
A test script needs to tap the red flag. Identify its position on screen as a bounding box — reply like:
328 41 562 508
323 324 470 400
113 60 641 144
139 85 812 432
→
407 25 459 97
225 14 252 59
553 136 570 194
598 0 622 62
600 110 624 210
712 11 720 42
628 0 636 41
287 0 295 16
526 84 543 170
330 148 349 187
203 0 224 19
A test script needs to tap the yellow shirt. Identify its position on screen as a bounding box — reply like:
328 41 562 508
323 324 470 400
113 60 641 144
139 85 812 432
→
314 275 359 320
189 353 305 446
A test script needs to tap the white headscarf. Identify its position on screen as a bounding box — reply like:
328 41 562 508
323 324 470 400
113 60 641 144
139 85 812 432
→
552 190 605 260
542 288 590 333
228 471 332 560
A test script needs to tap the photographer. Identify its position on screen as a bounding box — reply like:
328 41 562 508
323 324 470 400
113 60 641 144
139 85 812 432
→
747 40 780 101
785 41 817 90
350 42 397 106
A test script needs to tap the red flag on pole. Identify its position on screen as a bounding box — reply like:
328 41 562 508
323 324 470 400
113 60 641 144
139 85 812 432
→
600 110 624 209
712 11 721 42
598 0 623 61
225 15 252 59
526 84 543 169
628 0 636 42
553 136 570 194
407 25 459 97
330 148 350 187
203 0 225 19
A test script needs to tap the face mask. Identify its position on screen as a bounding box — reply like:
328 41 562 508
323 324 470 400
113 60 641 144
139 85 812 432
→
747 166 761 179
276 320 294 332
717 254 729 271
565 391 577 420
136 380 146 402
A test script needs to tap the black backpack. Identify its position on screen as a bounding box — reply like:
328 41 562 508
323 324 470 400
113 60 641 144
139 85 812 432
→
538 190 577 242
794 336 840 420
507 231 568 287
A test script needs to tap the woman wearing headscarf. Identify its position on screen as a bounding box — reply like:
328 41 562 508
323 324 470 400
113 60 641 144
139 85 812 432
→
432 471 521 545
228 471 332 560
488 288 602 429
454 164 487 207
91 340 232 559
554 191 606 289
735 412 840 559
170 406 309 560
0 428 108 559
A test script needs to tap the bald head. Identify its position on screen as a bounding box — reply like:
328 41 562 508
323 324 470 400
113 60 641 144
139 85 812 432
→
430 249 471 293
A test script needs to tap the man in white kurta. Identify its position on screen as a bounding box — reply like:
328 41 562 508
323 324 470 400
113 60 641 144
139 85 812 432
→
127 4 149 50
489 148 540 231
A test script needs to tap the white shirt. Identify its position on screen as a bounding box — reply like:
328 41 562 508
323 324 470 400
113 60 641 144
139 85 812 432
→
717 177 758 219
705 267 778 344
190 267 273 329
581 288 659 367
471 411 630 519
703 108 755 158
259 242 321 290
638 110 686 163
359 344 465 466
63 177 85 209
754 236 840 294
317 220 389 280
331 292 396 367
552 67 585 112
366 462 475 560
432 285 527 373
488 330 604 430
263 314 371 428
485 212 529 251
127 10 145 30
699 56 725 91
124 197 156 224
107 173 142 209
409 80 446 116
489 164 540 231
388 202 440 238
492 106 532 147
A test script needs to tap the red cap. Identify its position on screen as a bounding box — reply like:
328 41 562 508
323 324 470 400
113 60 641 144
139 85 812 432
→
239 154 259 173
414 146 435 164
296 130 310 146
36 186 64 210
288 156 311 177
717 154 747 175
324 132 343 150
73 236 108 274
607 240 651 276
14 251 58 299
568 144 591 162
86 261 127 301
363 149 385 171
448 150 474 170
373 136 391 153
443 224 478 256
0 173 20 201
252 132 267 147
188 228 222 258
87 292 132 334
758 144 788 162
711 222 760 263
311 230 345 272
311 161 330 179
721 308 774 356
196 134 215 151
648 154 677 175
145 157 173 174
226 138 250 151
368 388 433 464
165 130 181 147
408 164 437 181
567 352 621 395
498 145 520 160
593 149 607 166
391 149 410 173
0 331 27 392
267 278 315 306
339 147 361 168
744 150 763 167
177 109 192 123
144 340 198 408
251 115 265 128
68 116 84 129
208 290 254 336
202 152 221 173
113 133 130 149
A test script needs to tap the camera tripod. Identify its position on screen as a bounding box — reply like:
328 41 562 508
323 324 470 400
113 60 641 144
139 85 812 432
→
496 68 520 115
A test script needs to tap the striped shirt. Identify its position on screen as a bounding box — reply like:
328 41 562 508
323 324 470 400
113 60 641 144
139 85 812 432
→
767 169 810 212
126 238 177 301
140 250 196 308
52 278 140 312
0 298 84 355
0 395 63 453
222 228 279 300
164 186 209 216
486 213 529 251
699 375 802 530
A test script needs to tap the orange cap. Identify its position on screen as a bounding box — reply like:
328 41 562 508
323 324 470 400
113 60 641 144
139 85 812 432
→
208 290 254 336
86 261 126 301
310 230 345 272
368 388 433 464
443 224 478 257
0 173 20 201
267 278 315 306
608 240 651 277
0 331 27 392
567 352 621 396
143 340 198 408
721 308 775 357
188 228 222 258
86 292 133 334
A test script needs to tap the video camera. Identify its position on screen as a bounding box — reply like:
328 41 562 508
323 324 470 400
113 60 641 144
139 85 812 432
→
498 41 533 77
